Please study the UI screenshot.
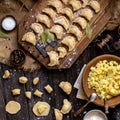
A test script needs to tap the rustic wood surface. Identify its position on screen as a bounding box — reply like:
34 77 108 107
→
18 0 111 69
1 27 120 120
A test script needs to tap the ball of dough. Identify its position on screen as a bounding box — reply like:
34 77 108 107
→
5 101 21 114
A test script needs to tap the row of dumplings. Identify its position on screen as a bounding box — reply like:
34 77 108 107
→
21 0 101 67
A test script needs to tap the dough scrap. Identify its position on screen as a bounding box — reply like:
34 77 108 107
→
54 109 63 120
61 99 72 114
5 101 21 114
59 81 72 95
32 101 50 116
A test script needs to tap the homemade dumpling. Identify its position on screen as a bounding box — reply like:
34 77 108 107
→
50 25 64 39
30 23 44 36
82 0 90 7
54 16 70 30
42 7 57 21
54 109 63 120
69 0 82 11
59 81 72 95
36 14 51 28
73 17 87 29
32 101 50 116
61 99 72 114
57 47 67 58
47 51 59 66
48 0 64 13
68 25 82 41
22 32 37 45
61 0 69 5
89 0 100 13
61 35 76 51
58 7 74 21
80 8 94 21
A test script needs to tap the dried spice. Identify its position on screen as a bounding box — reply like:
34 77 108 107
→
10 49 25 66
41 29 55 44
85 24 92 39
0 30 8 39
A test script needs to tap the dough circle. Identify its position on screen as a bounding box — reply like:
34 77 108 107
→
32 101 50 116
5 101 21 114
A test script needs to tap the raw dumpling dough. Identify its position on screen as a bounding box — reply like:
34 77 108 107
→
61 99 72 114
54 109 63 120
61 35 76 51
69 0 82 11
61 0 69 4
32 101 50 116
58 7 74 21
68 25 82 41
80 8 94 21
82 0 90 7
47 51 59 66
42 7 57 21
89 0 100 13
36 14 51 28
5 101 21 114
48 0 64 12
54 16 70 30
57 47 67 58
59 81 72 95
22 32 37 45
73 17 87 29
30 23 44 36
50 25 64 39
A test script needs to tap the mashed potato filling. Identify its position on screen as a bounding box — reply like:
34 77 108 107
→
88 60 120 99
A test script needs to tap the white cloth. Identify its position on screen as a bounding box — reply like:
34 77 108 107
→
74 64 87 100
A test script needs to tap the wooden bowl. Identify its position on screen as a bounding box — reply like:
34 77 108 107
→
82 54 120 107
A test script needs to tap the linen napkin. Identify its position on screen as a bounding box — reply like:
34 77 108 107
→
74 64 87 100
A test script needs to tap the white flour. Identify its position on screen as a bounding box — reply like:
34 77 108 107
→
85 115 105 120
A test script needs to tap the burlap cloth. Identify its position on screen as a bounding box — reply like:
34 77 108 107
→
0 0 41 71
0 0 119 71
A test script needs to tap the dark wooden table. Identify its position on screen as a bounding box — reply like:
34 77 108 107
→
0 27 120 120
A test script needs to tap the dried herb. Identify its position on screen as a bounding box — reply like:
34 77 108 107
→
41 29 54 44
0 30 9 39
86 24 92 39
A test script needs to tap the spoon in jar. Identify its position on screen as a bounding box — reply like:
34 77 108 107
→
74 93 97 117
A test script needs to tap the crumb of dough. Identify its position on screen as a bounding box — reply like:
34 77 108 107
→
61 99 72 114
12 89 21 96
54 108 63 120
32 101 50 116
44 84 53 93
34 89 43 97
25 91 32 99
33 77 39 85
3 70 10 79
5 101 21 114
19 76 28 84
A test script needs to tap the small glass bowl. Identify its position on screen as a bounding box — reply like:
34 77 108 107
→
1 15 17 31
83 109 108 120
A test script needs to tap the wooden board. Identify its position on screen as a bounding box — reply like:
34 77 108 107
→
18 0 111 69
